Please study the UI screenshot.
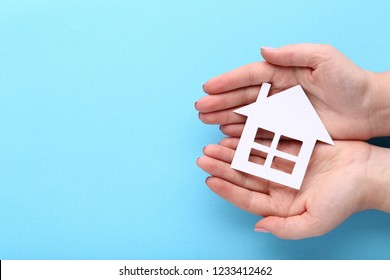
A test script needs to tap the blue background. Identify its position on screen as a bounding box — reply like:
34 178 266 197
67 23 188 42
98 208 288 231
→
1 0 390 259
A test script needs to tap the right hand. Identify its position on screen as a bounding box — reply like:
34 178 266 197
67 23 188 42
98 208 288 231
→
196 43 378 140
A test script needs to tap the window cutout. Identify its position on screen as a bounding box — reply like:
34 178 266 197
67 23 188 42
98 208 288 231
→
276 136 302 157
248 148 267 166
271 156 295 174
254 127 275 147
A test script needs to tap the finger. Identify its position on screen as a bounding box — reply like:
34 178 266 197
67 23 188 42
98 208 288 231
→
219 137 270 159
196 86 260 113
202 144 235 164
220 124 245 137
220 137 272 149
196 155 245 187
199 108 247 125
254 214 330 239
205 176 274 216
261 44 337 69
203 143 267 163
220 124 278 138
219 137 240 149
203 62 276 94
197 152 269 193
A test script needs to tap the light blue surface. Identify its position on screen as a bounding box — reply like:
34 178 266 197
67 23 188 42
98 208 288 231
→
1 0 390 259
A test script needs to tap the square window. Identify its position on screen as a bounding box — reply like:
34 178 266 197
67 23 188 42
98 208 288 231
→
276 135 302 157
254 127 275 147
271 156 296 174
248 148 267 166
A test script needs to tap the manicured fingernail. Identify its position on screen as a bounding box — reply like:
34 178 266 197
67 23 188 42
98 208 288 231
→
254 227 271 233
261 46 276 51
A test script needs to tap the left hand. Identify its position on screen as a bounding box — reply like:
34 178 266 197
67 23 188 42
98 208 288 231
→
196 138 374 239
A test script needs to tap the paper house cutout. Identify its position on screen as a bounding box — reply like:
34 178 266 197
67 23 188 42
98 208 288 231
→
231 83 334 190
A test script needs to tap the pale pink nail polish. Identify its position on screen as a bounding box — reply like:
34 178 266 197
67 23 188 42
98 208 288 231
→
254 227 271 233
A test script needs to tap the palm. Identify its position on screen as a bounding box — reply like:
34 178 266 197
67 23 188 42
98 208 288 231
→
197 139 372 239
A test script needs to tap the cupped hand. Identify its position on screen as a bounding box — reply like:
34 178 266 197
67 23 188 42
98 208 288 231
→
196 44 376 140
196 138 374 239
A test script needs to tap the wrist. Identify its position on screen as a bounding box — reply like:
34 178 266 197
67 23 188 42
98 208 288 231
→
366 145 390 213
369 71 390 138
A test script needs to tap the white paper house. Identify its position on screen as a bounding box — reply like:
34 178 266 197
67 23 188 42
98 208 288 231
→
231 83 334 190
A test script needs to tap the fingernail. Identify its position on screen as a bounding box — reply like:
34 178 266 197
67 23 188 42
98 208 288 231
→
202 84 206 91
194 101 198 109
261 46 276 51
203 146 207 153
205 176 212 183
254 227 271 233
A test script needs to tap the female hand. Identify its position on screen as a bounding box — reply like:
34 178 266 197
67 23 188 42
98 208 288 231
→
197 138 378 239
196 44 381 140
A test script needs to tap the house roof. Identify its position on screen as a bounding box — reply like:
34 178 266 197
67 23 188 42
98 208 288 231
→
234 83 334 145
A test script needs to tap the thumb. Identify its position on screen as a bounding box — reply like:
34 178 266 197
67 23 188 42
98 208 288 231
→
254 213 330 239
260 43 336 69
